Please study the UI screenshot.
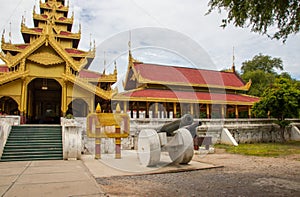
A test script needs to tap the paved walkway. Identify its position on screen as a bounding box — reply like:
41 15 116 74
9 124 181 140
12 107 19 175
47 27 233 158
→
0 160 104 197
0 151 219 197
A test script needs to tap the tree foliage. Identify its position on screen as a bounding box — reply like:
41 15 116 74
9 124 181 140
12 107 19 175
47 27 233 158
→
207 0 300 41
240 54 284 97
252 77 300 120
241 54 283 74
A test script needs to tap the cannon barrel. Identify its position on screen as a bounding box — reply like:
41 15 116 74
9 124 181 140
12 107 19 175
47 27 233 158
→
184 121 202 138
158 114 194 136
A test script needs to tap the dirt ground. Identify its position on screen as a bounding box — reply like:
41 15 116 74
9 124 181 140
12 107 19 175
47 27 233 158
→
97 149 300 197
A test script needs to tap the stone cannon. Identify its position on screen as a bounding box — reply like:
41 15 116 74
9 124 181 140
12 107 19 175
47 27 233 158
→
158 114 194 136
138 114 198 166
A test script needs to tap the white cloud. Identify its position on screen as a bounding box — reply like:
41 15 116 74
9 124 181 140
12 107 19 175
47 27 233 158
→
1 0 300 80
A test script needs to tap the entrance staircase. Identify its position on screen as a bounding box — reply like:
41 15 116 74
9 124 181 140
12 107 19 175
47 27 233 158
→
0 125 63 162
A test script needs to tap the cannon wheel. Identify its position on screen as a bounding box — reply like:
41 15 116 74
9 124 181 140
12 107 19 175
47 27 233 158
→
138 129 161 166
168 128 194 164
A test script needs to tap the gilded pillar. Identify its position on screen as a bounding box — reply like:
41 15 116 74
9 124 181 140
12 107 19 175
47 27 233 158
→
190 103 194 117
90 96 94 114
20 78 28 124
206 104 210 118
173 102 177 118
123 101 128 113
235 105 239 119
248 106 251 119
221 105 225 119
115 106 121 159
145 102 149 118
154 102 159 118
61 80 67 116
136 102 140 119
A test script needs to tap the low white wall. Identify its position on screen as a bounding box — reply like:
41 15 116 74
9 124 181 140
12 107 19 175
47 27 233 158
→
291 123 300 141
61 118 82 160
0 116 20 158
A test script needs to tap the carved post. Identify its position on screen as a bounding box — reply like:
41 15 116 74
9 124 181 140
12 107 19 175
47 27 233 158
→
154 102 159 118
20 78 28 124
95 104 101 159
190 103 194 117
248 106 251 119
221 105 225 119
206 104 210 119
173 102 177 118
235 105 239 119
61 80 67 117
115 103 121 159
146 102 149 118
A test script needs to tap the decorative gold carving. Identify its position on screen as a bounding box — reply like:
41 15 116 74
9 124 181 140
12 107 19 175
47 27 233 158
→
0 70 29 85
62 73 112 100
242 79 252 91
28 52 64 65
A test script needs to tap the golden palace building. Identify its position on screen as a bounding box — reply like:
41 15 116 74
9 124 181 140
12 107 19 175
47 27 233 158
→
0 0 259 124
0 0 116 124
112 51 259 119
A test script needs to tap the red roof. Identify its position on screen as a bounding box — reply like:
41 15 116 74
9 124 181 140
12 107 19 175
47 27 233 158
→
115 89 259 104
33 28 43 33
58 17 66 21
60 31 72 36
79 70 102 78
65 48 85 54
16 44 29 49
42 14 48 19
133 63 245 88
0 65 9 72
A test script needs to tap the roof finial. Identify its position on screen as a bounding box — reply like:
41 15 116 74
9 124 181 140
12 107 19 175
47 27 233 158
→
103 51 106 74
9 22 12 44
96 103 101 113
89 33 92 51
33 4 36 15
114 61 117 75
93 39 96 51
128 30 132 51
128 30 133 63
232 46 236 72
1 29 5 44
78 23 81 34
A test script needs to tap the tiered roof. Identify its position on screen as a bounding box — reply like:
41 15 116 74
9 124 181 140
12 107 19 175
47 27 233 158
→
114 54 258 105
0 0 117 100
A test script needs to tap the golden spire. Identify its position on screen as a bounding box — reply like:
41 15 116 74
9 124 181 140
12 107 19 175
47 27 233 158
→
1 29 5 44
232 46 236 72
103 51 106 74
96 103 101 113
89 33 92 51
115 103 121 113
93 39 96 51
78 23 81 34
9 22 12 44
114 61 117 75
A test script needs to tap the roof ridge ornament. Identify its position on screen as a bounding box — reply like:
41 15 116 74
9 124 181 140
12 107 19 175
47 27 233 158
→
232 46 236 72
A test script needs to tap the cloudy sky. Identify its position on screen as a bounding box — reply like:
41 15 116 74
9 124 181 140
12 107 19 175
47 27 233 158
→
1 0 299 82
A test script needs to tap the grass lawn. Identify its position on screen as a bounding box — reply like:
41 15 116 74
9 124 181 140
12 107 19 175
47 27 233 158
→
215 141 300 157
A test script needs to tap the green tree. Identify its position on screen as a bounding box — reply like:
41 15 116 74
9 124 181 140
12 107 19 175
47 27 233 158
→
241 54 284 97
252 77 300 140
241 54 283 74
207 0 300 41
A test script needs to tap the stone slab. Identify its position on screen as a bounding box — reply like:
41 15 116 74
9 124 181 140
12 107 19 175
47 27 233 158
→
0 160 103 197
82 150 221 178
5 181 102 197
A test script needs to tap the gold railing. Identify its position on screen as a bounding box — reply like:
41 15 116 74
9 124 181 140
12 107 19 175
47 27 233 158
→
62 73 112 100
0 70 29 85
